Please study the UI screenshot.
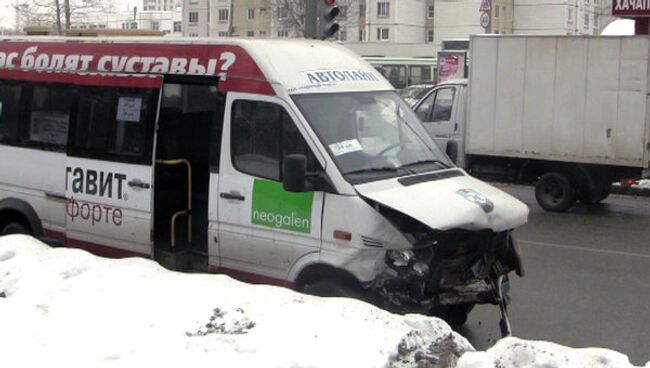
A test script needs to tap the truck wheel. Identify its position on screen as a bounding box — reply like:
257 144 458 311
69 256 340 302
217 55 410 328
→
535 172 576 212
0 222 30 236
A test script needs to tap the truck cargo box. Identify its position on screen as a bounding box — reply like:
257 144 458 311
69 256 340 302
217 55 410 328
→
466 35 650 168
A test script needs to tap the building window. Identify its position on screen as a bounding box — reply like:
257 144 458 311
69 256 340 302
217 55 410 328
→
584 13 589 27
247 31 255 37
338 30 347 41
377 2 389 17
278 6 289 18
377 27 389 41
495 6 500 18
189 11 198 23
218 8 229 22
247 8 255 20
594 15 599 27
428 5 434 18
277 30 289 38
359 29 366 41
152 21 159 31
121 21 137 29
567 7 573 21
359 4 366 17
259 31 267 37
427 29 433 42
173 21 181 32
218 32 229 37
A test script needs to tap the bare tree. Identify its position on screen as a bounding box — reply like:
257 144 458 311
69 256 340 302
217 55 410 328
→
16 0 116 34
269 0 359 38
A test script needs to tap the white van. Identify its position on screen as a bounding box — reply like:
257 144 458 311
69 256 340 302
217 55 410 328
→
0 37 527 331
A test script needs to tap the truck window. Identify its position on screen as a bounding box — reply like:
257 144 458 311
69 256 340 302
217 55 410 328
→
231 100 318 182
430 87 455 122
415 91 436 121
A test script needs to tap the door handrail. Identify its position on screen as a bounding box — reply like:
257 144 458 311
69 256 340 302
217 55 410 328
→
156 159 192 247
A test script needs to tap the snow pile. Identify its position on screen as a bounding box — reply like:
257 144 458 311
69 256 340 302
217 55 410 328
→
0 235 647 368
638 179 650 189
458 338 648 368
0 235 471 367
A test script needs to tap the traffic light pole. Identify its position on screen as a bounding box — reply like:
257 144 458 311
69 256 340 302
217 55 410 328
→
305 0 318 39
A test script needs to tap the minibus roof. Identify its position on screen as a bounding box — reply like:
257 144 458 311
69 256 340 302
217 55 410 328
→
0 36 394 96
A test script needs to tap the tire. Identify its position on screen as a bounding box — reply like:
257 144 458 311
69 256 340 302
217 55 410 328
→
430 303 475 327
535 172 576 212
302 280 364 300
578 180 612 204
0 222 30 236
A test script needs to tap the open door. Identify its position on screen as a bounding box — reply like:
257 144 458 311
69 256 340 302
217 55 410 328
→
65 74 162 258
414 86 458 153
153 76 224 272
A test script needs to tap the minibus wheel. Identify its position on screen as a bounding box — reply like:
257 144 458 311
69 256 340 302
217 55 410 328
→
303 280 364 300
431 303 474 327
0 222 30 236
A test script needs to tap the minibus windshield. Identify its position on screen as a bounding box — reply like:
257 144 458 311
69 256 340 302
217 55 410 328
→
292 91 453 184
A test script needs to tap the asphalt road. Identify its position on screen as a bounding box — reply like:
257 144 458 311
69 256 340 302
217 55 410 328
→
458 184 650 365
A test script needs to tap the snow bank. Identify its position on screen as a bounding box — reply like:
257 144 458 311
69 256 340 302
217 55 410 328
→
0 235 470 367
458 338 648 368
0 235 647 367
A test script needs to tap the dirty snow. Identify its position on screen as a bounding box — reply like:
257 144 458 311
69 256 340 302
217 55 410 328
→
0 235 647 368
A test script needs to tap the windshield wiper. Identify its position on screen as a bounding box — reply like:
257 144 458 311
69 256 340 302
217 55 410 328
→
343 166 400 175
400 159 452 170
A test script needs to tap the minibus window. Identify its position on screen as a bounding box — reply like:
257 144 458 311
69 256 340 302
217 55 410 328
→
0 83 22 146
293 91 452 184
25 85 77 152
231 100 318 182
69 87 157 165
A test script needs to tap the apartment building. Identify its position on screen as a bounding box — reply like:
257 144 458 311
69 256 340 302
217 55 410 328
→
144 0 183 11
513 0 609 35
361 0 430 43
230 0 271 38
71 8 183 35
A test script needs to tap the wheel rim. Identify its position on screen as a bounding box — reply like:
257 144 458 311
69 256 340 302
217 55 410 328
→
541 180 564 205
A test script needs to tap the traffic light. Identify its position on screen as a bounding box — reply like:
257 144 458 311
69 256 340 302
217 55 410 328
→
319 0 340 39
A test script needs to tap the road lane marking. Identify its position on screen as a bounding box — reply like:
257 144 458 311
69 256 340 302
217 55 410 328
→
519 239 650 259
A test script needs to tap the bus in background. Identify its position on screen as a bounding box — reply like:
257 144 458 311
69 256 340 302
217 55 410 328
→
363 56 436 90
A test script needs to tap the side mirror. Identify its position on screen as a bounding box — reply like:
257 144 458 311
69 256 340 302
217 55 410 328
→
282 154 307 192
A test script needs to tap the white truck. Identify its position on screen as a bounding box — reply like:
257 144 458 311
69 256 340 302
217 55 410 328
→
414 35 650 211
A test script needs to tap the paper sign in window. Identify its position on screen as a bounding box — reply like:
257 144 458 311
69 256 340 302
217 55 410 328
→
29 111 69 145
329 139 363 156
116 97 142 123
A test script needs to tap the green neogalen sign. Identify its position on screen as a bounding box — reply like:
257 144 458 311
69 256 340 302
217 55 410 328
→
251 179 314 234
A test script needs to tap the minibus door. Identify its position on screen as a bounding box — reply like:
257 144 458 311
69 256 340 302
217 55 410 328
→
217 94 324 282
65 74 162 258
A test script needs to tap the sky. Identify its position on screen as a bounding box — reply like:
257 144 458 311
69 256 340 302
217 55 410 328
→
0 0 141 29
0 234 646 367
